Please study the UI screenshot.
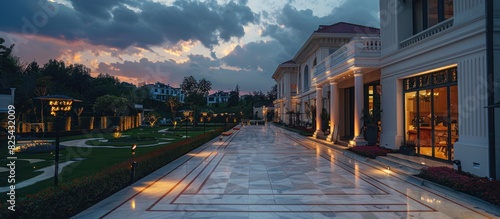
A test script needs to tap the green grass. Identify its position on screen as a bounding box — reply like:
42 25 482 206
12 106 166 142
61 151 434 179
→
0 125 219 197
0 159 52 187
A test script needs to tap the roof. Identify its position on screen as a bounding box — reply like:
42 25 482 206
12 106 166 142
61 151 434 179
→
314 22 380 35
281 59 295 65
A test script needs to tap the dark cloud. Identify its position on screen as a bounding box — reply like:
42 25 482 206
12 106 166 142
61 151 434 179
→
262 0 379 56
95 50 276 92
0 0 257 50
221 40 288 73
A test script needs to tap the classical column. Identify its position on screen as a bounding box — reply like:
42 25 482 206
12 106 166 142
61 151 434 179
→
350 70 368 146
313 86 324 138
327 81 339 142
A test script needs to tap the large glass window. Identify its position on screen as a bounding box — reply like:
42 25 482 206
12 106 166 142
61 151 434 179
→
413 0 454 34
403 67 457 161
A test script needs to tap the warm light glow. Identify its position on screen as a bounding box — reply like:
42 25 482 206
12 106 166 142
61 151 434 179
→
131 199 136 209
113 131 122 139
47 98 74 116
187 151 215 157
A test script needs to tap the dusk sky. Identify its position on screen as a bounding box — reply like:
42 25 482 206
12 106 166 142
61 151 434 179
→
0 0 379 93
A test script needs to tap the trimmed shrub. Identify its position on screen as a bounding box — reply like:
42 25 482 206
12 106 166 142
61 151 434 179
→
348 146 391 159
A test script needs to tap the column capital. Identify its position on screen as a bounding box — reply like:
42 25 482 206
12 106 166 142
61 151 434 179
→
316 85 323 90
353 69 363 76
329 80 338 85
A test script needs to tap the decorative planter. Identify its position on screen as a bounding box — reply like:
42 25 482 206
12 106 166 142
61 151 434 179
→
400 146 416 156
364 126 378 145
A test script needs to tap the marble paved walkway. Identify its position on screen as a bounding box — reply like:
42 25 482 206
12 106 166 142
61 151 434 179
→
73 125 498 219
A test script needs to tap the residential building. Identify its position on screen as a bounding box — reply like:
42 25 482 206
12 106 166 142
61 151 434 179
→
147 82 185 102
272 1 500 179
272 22 381 146
207 90 230 105
379 0 499 178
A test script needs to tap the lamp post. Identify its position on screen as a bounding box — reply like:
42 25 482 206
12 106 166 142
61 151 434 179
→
212 113 218 129
35 95 80 186
201 111 208 134
183 110 190 138
224 113 228 128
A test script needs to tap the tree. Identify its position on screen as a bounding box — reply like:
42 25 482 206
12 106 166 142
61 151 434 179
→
0 38 15 78
167 96 181 119
92 94 129 116
144 111 161 127
267 84 277 102
180 76 212 125
228 84 239 107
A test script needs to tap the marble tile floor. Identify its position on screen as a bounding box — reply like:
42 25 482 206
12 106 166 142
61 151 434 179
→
73 125 499 219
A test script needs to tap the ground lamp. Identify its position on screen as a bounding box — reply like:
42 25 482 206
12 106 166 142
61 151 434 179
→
35 95 81 186
130 144 138 184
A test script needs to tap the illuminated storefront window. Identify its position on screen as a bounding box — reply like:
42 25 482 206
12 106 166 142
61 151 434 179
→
403 67 458 160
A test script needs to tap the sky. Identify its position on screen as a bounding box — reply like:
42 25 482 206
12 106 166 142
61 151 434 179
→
0 0 379 94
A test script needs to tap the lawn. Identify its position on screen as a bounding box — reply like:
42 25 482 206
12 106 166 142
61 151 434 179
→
0 124 218 197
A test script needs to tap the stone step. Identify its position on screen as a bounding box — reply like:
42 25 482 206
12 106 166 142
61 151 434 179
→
375 155 423 175
387 153 453 169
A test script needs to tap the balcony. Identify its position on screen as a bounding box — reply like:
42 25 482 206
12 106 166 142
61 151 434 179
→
400 18 454 49
312 37 381 78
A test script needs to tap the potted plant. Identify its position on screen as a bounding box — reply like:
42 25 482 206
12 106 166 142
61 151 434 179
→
361 108 382 145
320 107 330 134
399 140 416 155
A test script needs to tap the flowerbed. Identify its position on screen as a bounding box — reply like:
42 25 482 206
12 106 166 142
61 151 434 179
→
418 166 500 206
348 146 391 159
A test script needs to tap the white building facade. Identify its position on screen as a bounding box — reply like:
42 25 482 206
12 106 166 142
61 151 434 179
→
379 0 499 178
207 91 230 105
273 22 382 145
148 82 185 102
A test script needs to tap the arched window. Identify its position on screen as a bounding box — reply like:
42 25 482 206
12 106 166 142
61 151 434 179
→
304 65 309 91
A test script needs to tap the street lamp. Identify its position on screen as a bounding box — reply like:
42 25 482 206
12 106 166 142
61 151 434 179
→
183 110 191 138
35 95 81 186
201 111 208 134
212 113 218 128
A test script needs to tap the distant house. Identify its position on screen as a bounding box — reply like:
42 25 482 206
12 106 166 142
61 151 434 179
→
0 88 15 113
207 91 230 105
146 82 185 102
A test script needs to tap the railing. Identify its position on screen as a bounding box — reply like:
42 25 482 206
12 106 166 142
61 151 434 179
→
312 37 381 78
400 18 454 49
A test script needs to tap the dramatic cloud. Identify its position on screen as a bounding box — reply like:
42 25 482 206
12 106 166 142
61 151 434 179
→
262 0 379 56
1 0 380 93
0 0 257 50
95 43 279 92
